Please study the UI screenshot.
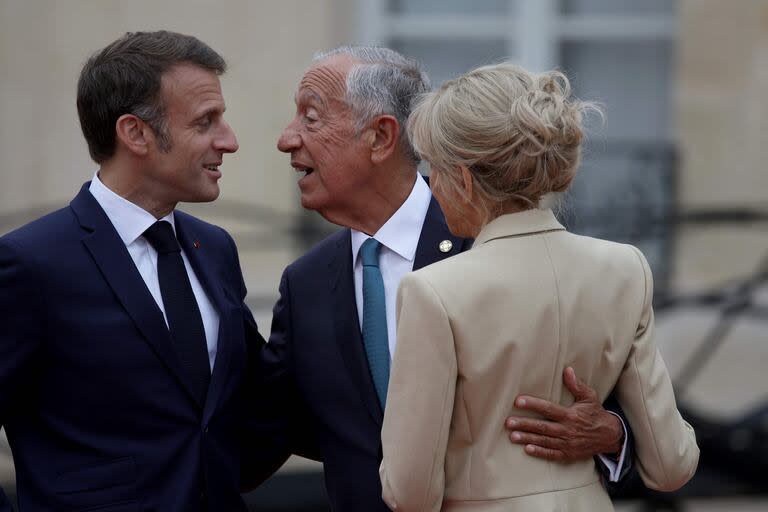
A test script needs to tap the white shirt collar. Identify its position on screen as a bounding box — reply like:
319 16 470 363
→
351 174 432 266
89 172 175 246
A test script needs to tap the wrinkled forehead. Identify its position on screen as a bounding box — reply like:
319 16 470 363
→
298 54 357 103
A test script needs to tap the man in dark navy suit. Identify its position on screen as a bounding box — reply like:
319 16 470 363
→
0 31 268 511
257 46 634 511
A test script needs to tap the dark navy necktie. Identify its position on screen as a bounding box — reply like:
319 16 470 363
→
360 238 390 409
143 220 210 405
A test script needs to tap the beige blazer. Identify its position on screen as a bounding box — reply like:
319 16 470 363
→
380 208 698 512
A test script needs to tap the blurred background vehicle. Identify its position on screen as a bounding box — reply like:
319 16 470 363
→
1 1 766 510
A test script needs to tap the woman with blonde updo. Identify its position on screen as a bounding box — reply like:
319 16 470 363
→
379 63 698 512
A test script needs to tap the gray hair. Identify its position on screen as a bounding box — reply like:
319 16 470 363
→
313 46 430 164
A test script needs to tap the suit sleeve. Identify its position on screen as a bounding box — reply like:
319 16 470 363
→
229 230 265 352
614 247 699 491
380 273 456 512
240 268 321 491
598 394 636 489
262 270 322 461
218 230 287 490
0 238 45 508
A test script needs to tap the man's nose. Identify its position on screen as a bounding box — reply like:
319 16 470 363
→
277 121 300 153
216 120 239 153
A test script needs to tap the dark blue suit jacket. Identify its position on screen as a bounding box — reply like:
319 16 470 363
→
258 194 635 511
259 197 471 511
0 183 265 512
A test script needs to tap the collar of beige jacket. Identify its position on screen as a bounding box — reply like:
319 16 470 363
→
473 208 565 246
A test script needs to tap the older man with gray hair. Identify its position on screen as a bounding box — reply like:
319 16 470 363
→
254 46 633 511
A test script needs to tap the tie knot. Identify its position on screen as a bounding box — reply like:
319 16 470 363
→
360 238 381 268
143 221 180 254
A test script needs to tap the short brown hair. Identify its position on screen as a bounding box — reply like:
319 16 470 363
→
77 30 226 163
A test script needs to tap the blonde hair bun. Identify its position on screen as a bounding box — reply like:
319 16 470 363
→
408 62 600 216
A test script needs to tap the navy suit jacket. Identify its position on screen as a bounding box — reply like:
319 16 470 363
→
258 197 471 511
0 183 266 512
258 194 635 511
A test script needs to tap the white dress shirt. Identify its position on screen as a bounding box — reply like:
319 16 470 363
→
351 174 431 357
602 412 629 481
89 173 219 371
351 174 628 480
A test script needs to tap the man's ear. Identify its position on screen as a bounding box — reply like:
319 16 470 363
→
459 165 475 202
368 114 399 165
115 114 150 156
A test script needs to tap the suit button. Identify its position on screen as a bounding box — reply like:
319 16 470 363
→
203 426 209 433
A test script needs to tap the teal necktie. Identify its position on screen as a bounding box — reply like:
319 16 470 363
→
360 238 390 408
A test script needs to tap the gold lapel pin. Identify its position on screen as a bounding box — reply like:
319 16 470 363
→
439 240 453 253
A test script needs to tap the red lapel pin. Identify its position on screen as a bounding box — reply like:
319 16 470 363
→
193 241 201 249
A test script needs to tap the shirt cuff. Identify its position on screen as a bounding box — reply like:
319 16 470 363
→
596 411 628 483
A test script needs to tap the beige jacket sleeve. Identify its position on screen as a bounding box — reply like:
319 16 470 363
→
380 272 457 512
617 247 700 491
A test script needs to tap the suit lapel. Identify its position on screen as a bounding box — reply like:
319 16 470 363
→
329 230 385 426
174 213 235 420
70 184 202 409
414 196 469 270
